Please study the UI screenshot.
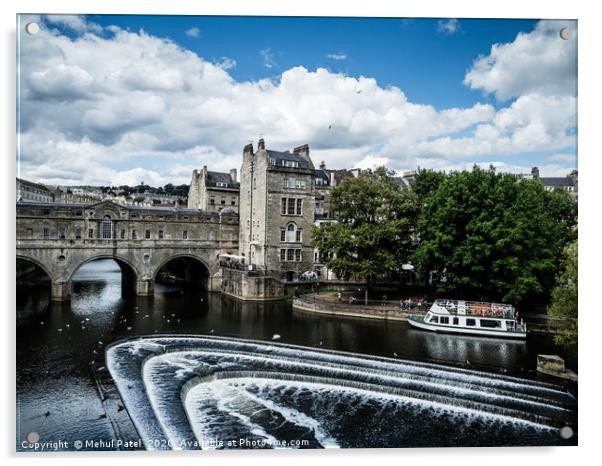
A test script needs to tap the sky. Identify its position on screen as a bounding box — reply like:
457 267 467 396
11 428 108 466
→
16 14 578 186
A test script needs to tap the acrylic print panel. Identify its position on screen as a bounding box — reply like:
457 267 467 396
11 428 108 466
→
16 14 578 452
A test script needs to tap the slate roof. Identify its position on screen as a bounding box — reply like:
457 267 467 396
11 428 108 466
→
314 169 330 185
540 177 576 188
267 150 310 168
205 171 240 189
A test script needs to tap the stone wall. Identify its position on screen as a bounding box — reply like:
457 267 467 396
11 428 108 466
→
220 268 284 301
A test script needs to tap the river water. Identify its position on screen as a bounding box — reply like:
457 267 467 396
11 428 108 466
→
16 259 577 451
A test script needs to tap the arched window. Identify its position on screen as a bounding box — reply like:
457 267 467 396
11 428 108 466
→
101 215 113 239
286 223 296 242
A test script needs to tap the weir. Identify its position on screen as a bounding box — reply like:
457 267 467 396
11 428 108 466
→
106 336 577 450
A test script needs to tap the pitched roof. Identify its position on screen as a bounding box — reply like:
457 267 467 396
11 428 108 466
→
205 171 240 189
540 177 576 188
266 150 310 168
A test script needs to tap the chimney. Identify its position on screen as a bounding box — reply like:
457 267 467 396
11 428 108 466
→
243 143 254 156
293 144 309 158
257 138 265 150
319 160 326 170
229 168 237 183
531 166 540 180
202 165 208 178
330 171 336 186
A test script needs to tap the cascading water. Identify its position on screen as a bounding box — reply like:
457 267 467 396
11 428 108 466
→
106 335 577 450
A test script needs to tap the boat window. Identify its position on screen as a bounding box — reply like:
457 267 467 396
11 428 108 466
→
453 317 459 325
429 315 439 323
440 317 449 324
466 318 476 327
479 319 501 328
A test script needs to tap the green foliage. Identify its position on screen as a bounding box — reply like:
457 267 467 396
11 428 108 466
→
549 241 578 347
311 168 419 285
412 167 577 304
413 168 446 201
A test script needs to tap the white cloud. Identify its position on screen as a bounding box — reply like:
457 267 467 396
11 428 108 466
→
260 48 278 69
437 19 460 35
464 20 577 101
215 57 236 70
43 14 102 33
326 52 347 61
418 160 573 178
16 17 577 186
550 153 577 163
185 27 201 38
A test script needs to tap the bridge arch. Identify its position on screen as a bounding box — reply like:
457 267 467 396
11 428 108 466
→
153 254 212 291
16 255 54 281
68 254 142 297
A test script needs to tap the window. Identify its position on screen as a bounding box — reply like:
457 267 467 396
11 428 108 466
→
296 199 302 215
429 315 439 323
280 230 286 242
101 215 112 239
210 196 215 205
221 196 226 205
158 230 164 239
281 198 287 215
120 229 125 239
88 228 94 239
145 230 151 239
182 230 188 240
440 316 449 324
231 197 236 206
453 317 459 325
288 198 295 215
287 249 294 261
295 249 301 261
280 249 286 261
75 228 82 239
26 228 33 238
466 319 476 327
43 227 50 239
286 223 296 242
132 230 137 240
296 230 302 242
479 319 502 328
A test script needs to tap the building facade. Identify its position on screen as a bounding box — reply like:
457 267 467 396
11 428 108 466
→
188 166 240 213
238 139 316 281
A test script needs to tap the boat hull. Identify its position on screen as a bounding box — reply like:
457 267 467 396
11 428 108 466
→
406 315 527 339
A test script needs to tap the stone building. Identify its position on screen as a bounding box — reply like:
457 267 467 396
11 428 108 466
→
530 166 578 197
187 166 240 213
16 177 55 203
238 138 316 281
314 162 353 221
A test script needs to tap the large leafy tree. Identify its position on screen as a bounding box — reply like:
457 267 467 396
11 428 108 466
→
412 167 576 304
312 168 419 292
549 241 578 347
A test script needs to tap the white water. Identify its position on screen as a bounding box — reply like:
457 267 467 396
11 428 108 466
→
106 335 575 450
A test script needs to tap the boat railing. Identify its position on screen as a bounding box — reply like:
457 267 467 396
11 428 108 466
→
434 299 515 319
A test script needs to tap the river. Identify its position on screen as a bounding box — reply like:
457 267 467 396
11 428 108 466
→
16 259 577 451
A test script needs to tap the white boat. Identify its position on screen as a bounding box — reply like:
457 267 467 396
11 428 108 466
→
406 299 527 339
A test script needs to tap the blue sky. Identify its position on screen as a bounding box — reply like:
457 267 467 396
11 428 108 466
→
88 15 539 110
17 15 577 186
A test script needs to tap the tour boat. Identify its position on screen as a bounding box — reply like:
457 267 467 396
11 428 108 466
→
406 299 527 339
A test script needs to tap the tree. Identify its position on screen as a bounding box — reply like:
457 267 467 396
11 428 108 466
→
311 168 419 297
413 168 446 201
549 241 577 347
412 167 576 304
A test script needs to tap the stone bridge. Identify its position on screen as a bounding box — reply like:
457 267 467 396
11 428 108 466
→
16 200 239 301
